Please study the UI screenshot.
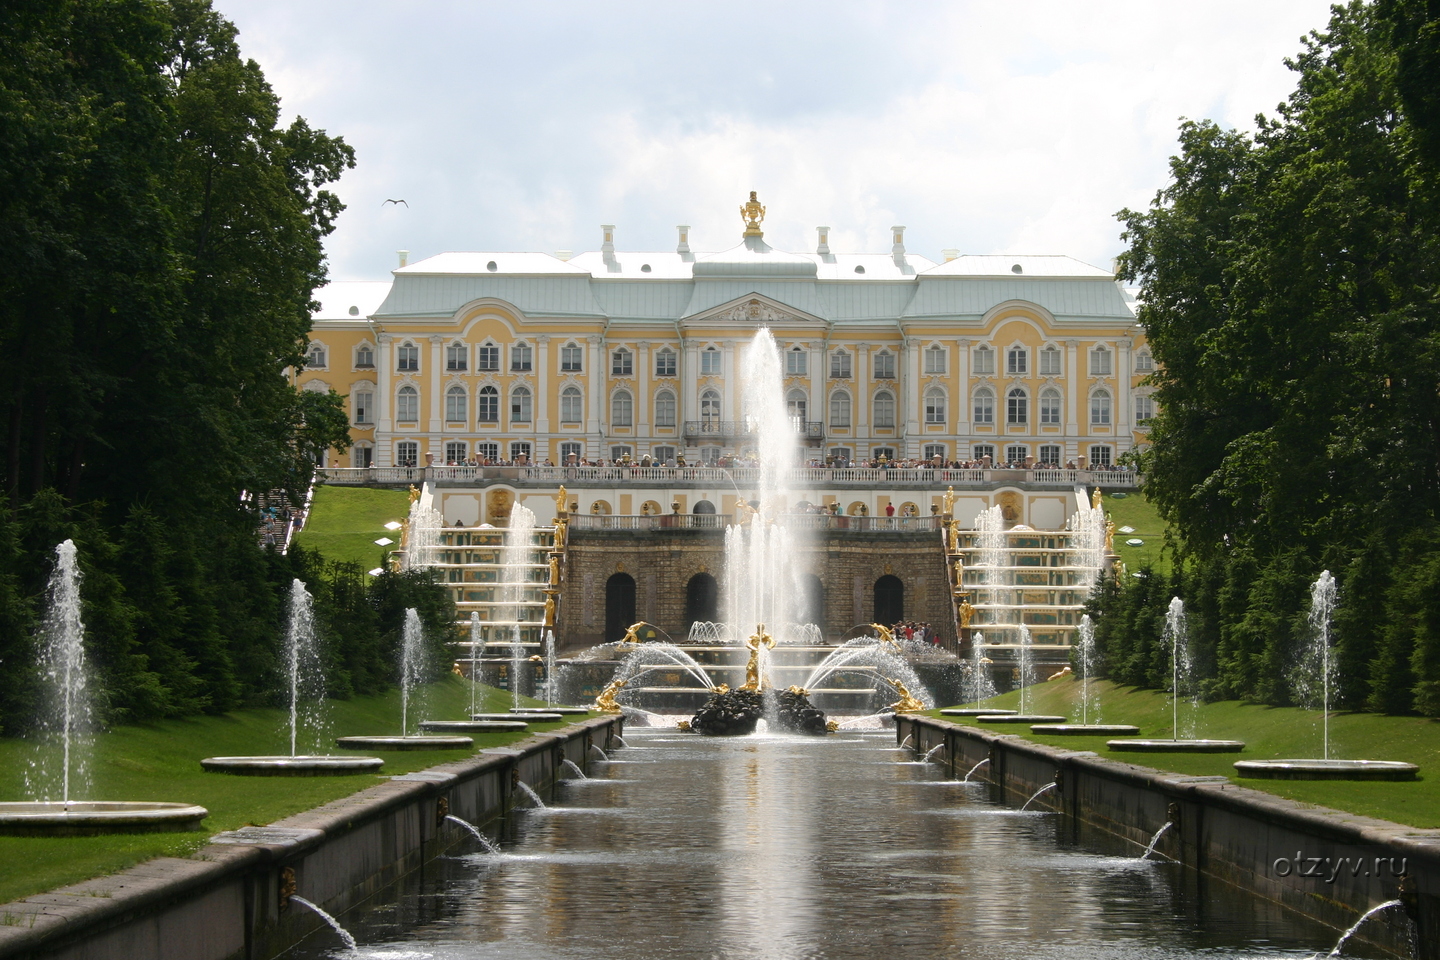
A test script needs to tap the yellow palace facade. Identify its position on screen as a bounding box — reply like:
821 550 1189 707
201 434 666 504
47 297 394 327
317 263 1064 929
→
300 205 1153 469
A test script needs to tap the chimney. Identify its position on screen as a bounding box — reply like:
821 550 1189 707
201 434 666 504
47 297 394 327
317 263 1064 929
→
601 224 619 273
816 226 831 256
397 250 409 268
942 248 960 262
891 226 906 263
676 225 692 260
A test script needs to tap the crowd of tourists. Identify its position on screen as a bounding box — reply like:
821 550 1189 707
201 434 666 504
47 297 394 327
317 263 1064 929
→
411 453 1137 472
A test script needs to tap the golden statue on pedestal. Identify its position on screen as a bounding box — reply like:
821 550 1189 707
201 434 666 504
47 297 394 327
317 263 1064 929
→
711 682 730 696
741 623 776 691
552 518 567 552
408 484 421 504
548 554 561 586
957 594 975 631
555 485 569 518
1105 517 1116 554
618 622 646 647
543 594 556 627
787 685 809 698
740 190 766 237
871 622 899 651
594 678 627 713
942 486 955 517
1091 488 1103 511
882 676 925 714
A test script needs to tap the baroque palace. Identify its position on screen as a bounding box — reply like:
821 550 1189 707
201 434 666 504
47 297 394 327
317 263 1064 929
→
299 197 1153 472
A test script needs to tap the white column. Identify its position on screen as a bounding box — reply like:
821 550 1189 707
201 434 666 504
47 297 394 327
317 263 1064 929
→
904 336 921 455
427 335 444 433
809 340 824 437
955 339 970 437
587 335 604 457
1116 339 1132 448
722 341 737 421
535 335 551 435
855 342 870 439
636 341 651 438
1065 339 1080 458
376 333 393 465
682 339 698 428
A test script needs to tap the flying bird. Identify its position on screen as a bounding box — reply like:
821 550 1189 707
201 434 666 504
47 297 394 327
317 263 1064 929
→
382 199 408 207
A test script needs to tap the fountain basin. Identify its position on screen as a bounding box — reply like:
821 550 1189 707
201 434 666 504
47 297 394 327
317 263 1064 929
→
941 708 1018 716
200 756 384 776
1108 739 1246 753
0 801 208 836
511 707 590 716
473 712 563 723
1030 724 1140 736
335 736 473 751
974 714 1067 724
1234 759 1418 781
421 720 528 732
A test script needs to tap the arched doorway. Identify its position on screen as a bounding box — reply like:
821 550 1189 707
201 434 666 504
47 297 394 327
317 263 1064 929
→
605 573 636 643
800 573 825 630
874 575 903 625
692 500 716 514
684 573 719 628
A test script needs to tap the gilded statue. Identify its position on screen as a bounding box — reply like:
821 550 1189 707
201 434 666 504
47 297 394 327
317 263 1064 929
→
741 623 776 691
676 720 692 731
882 676 925 714
408 484 421 504
618 621 646 647
947 519 961 553
711 682 730 695
543 594 556 627
871 622 899 650
957 595 975 630
548 554 560 586
552 518 567 551
787 685 809 698
740 190 766 236
1091 488 1103 511
594 678 627 713
942 486 955 517
1105 517 1116 554
555 485 569 518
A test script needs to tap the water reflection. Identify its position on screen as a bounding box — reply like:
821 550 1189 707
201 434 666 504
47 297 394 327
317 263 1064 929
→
282 730 1372 959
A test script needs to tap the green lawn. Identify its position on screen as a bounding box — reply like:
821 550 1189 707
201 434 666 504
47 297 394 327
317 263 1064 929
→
0 677 585 905
1100 489 1173 575
938 678 1440 827
293 485 410 569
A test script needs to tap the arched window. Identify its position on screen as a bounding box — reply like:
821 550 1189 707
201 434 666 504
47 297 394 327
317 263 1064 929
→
352 387 374 425
445 385 466 423
1039 345 1061 376
1090 345 1112 376
924 388 946 424
655 348 677 377
924 345 945 375
655 390 676 427
1135 394 1156 423
786 346 807 376
397 341 419 371
873 351 896 379
873 391 896 428
354 343 375 368
830 350 852 379
874 575 904 625
1006 346 1027 375
306 342 327 368
685 573 719 628
1135 349 1153 373
477 386 499 423
445 342 467 371
1007 388 1028 425
510 342 532 372
1090 388 1112 425
1040 388 1062 425
611 348 633 376
611 390 633 427
829 390 852 428
700 389 721 423
973 387 994 424
786 388 807 423
973 344 995 375
351 442 373 467
605 574 637 643
701 346 721 374
561 342 583 371
561 386 583 424
692 499 717 514
396 385 418 422
477 341 499 372
510 386 532 423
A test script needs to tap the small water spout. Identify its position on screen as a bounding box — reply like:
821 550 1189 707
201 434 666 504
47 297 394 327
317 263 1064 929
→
1324 899 1402 957
611 735 629 748
289 895 358 952
560 759 588 779
444 814 499 853
1140 821 1173 860
1019 782 1057 812
923 744 946 763
962 758 990 783
515 781 546 809
899 734 914 750
589 743 609 761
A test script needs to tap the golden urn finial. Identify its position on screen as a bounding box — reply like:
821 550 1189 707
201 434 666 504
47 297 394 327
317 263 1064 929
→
740 190 766 237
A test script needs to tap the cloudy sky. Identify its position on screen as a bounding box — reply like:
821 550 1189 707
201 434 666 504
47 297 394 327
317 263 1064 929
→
221 1 1336 281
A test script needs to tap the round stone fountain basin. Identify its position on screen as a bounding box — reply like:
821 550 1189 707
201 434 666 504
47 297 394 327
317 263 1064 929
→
1234 759 1418 781
421 720 528 732
974 714 1067 724
335 736 473 751
1108 738 1246 753
472 712 564 723
0 801 208 836
941 708 1018 717
511 706 590 716
1030 724 1140 736
200 756 384 776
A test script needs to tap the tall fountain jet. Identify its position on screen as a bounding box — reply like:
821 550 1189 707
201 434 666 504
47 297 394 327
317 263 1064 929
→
33 540 90 806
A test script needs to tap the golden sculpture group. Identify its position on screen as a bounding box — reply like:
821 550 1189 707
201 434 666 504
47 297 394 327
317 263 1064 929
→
741 624 777 691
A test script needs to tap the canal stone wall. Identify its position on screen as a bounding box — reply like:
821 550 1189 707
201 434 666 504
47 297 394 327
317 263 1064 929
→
897 715 1433 959
0 716 623 960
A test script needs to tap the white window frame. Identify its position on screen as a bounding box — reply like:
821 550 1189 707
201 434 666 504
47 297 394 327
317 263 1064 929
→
1039 388 1062 425
655 390 677 427
354 343 375 369
560 342 583 372
396 385 419 423
655 349 677 378
1039 345 1061 376
700 389 721 422
477 342 499 372
445 342 468 372
923 443 947 461
1090 388 1112 426
352 387 374 425
973 387 994 425
829 390 851 428
511 385 532 424
444 440 467 463
924 345 945 375
395 440 419 467
1038 444 1062 464
611 348 633 377
873 351 896 379
1089 445 1113 466
397 342 419 372
510 441 532 462
700 347 721 375
445 385 467 423
561 386 583 424
1005 444 1029 463
873 390 896 428
511 341 532 372
924 389 946 424
611 390 633 427
559 441 582 464
786 347 808 376
1007 388 1028 425
1090 345 1113 376
477 385 499 424
973 345 995 375
1006 346 1027 376
476 442 499 462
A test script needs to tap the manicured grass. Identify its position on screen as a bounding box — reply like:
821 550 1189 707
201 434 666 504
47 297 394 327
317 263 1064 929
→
937 679 1440 827
1100 489 1173 574
0 677 588 905
293 485 410 569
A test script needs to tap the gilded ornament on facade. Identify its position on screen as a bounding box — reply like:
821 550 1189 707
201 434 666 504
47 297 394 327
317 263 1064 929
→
740 190 766 236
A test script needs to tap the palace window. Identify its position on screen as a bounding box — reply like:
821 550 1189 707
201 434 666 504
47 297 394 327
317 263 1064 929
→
830 351 852 379
355 344 374 369
652 445 676 463
973 344 995 375
655 349 677 378
305 343 327 369
1007 388 1028 425
446 342 467 371
611 390 633 427
700 390 721 423
511 342 532 372
1089 445 1113 466
873 390 896 428
829 390 851 428
445 385 467 423
924 388 946 424
873 351 896 379
510 442 532 462
872 447 896 461
701 347 721 375
351 443 373 468
1040 388 1062 425
478 343 499 372
478 386 499 423
655 390 677 427
397 342 419 372
1135 395 1155 424
559 442 582 464
923 443 947 461
828 447 853 462
353 388 374 425
511 386 532 424
396 441 419 467
396 386 418 422
786 347 807 376
786 389 807 423
973 444 995 462
1090 345 1112 376
1005 444 1029 463
561 386 583 424
1090 388 1112 425
1039 345 1061 376
1038 444 1062 465
444 441 467 463
973 387 995 424
1135 349 1153 372
1007 347 1027 375
561 342 583 372
476 442 499 462
612 348 633 376
609 445 632 461
924 345 945 375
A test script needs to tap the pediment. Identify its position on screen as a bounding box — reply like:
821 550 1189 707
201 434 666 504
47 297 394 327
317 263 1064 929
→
682 294 828 330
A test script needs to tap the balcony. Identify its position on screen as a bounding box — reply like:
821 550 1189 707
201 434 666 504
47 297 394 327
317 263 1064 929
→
682 419 824 442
